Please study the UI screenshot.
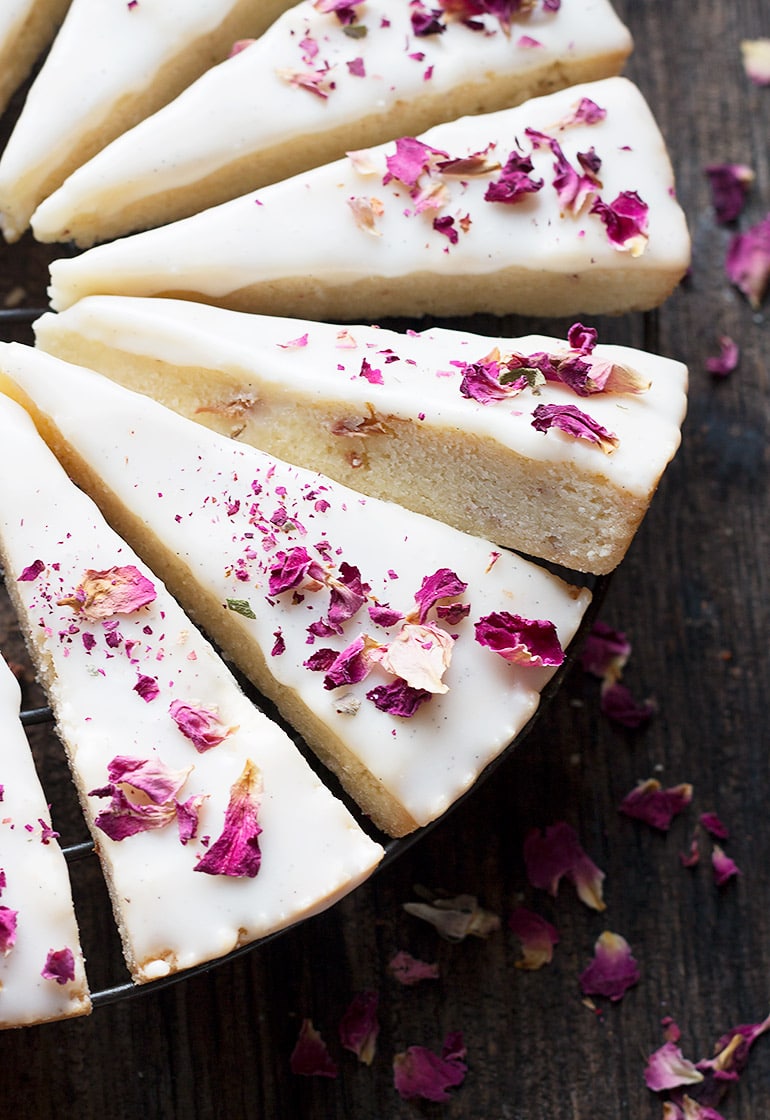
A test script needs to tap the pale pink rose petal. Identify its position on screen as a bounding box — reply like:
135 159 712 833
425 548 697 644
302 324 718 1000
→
57 565 156 620
387 950 440 986
644 1041 704 1092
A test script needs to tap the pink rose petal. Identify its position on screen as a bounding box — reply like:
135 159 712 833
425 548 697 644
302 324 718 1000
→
645 1041 705 1092
705 163 754 223
41 947 75 985
474 610 564 667
725 213 770 308
523 821 606 911
393 1031 467 1102
57 565 156 620
507 906 559 970
706 336 739 378
579 931 640 1002
339 990 379 1065
600 680 657 728
169 700 236 752
619 779 693 831
532 402 619 453
194 760 262 878
0 905 18 955
699 812 729 840
290 1018 339 1078
711 845 741 887
387 950 440 986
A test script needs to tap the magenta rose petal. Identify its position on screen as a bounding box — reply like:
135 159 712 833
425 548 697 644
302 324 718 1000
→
579 931 640 1002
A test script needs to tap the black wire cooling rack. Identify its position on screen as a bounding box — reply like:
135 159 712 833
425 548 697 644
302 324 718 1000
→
1 304 609 1008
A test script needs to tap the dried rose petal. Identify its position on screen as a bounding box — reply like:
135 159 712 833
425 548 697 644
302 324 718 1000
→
580 620 630 683
326 562 369 629
41 947 76 985
523 821 606 911
741 38 770 85
403 890 500 941
384 137 449 188
484 150 543 204
393 1031 466 1102
169 700 237 752
706 336 739 378
366 678 431 716
195 760 263 878
320 634 380 689
507 906 559 970
532 402 619 452
388 950 440 985
600 680 656 728
680 835 701 868
268 546 325 595
371 623 454 693
711 845 741 887
105 754 193 804
705 163 754 223
569 97 607 125
57 565 156 620
339 990 379 1065
413 568 468 623
725 213 770 308
0 905 18 955
290 1018 339 1077
590 190 649 255
619 779 693 831
474 610 564 667
579 931 640 1002
699 812 729 840
18 558 45 582
644 1041 705 1092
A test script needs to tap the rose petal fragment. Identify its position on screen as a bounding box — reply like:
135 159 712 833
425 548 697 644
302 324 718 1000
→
403 890 500 941
169 699 237 752
0 905 18 955
372 623 454 693
711 845 741 887
388 950 440 985
290 1018 339 1078
523 821 606 911
705 163 754 223
619 779 693 831
644 1042 705 1092
725 213 770 308
507 906 559 970
339 990 379 1065
532 402 619 453
580 620 630 683
194 760 262 878
706 336 739 378
699 812 729 840
393 1031 467 1102
474 611 564 667
41 947 76 985
600 681 657 728
579 931 640 1002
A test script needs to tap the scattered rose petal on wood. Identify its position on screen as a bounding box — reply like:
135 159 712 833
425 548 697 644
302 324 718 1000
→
711 845 741 887
600 680 657 728
339 990 379 1065
725 213 770 308
741 38 770 85
579 931 640 1002
393 1031 467 1102
580 620 631 683
705 336 739 378
705 163 754 223
619 779 693 831
388 950 440 986
507 907 559 970
644 1041 704 1092
523 821 606 911
679 835 701 868
699 812 729 840
403 889 500 942
290 1018 339 1077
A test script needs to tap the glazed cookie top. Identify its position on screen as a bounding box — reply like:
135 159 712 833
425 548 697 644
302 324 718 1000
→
0 390 383 983
0 654 91 1025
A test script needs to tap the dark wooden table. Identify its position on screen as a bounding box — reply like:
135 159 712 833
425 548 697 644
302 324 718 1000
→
1 1 769 1116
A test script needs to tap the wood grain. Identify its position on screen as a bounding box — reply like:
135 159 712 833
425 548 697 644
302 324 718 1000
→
0 2 769 1116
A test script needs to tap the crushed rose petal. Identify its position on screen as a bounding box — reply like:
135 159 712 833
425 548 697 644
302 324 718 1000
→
169 700 237 753
195 760 262 878
0 905 18 955
393 1031 467 1103
366 678 432 717
523 821 606 911
532 402 619 452
388 949 440 985
706 336 739 378
339 990 379 1065
57 565 156 620
41 947 76 985
290 1018 339 1077
711 845 741 887
579 931 640 1002
507 906 559 970
90 755 195 842
474 610 564 667
590 190 649 256
619 779 693 832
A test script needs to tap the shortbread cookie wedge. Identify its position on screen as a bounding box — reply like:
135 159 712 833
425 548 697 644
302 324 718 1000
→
0 653 91 1025
32 0 632 247
46 77 690 319
0 0 294 241
0 343 591 838
0 0 70 121
0 390 383 983
35 296 688 575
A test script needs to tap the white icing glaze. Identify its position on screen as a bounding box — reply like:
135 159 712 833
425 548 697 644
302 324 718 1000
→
0 391 382 982
32 0 632 243
0 0 70 117
0 654 91 1025
47 77 691 315
0 342 591 836
0 0 295 238
34 294 687 503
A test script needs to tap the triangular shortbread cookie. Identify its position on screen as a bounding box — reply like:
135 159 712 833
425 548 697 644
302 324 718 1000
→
0 0 294 240
35 295 688 575
0 343 591 838
0 0 69 120
0 653 91 1024
0 391 383 983
46 77 690 319
32 0 632 246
